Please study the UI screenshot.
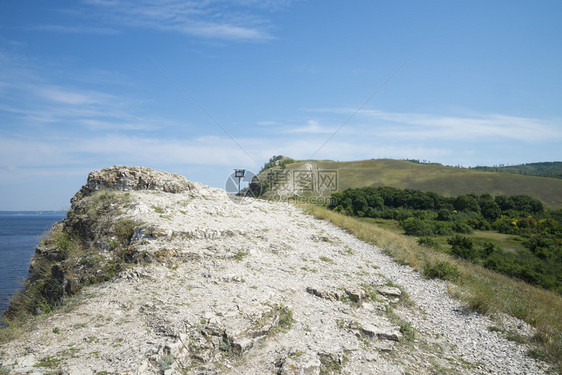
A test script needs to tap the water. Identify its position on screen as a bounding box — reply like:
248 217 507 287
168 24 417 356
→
0 212 66 315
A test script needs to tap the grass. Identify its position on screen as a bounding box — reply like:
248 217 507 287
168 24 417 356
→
267 305 294 336
158 354 175 371
318 352 343 374
33 356 62 369
262 158 562 208
302 204 562 371
233 250 248 261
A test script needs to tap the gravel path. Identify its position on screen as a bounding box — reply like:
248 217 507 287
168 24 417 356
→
316 218 546 374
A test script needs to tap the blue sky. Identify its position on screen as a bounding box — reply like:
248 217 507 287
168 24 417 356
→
1 0 561 210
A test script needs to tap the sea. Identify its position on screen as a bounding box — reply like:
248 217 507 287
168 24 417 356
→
0 211 67 316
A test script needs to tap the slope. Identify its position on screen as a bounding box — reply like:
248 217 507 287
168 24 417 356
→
259 159 562 208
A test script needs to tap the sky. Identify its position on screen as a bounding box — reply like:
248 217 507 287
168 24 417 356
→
1 0 561 210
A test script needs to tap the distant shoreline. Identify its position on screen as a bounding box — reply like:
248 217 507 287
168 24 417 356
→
0 211 67 217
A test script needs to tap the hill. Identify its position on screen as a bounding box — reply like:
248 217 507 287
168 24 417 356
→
472 162 562 179
256 158 562 209
0 166 550 374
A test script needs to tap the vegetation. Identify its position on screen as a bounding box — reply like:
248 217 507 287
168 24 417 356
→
260 155 296 172
318 352 344 374
302 204 562 371
158 354 175 371
264 158 562 208
422 261 460 281
472 161 562 179
329 186 562 294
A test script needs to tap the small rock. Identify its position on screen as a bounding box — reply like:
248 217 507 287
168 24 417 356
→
373 342 394 352
344 286 366 302
192 349 213 363
231 337 254 355
362 302 375 311
306 286 341 301
278 353 321 375
361 324 402 341
18 354 36 367
378 286 402 298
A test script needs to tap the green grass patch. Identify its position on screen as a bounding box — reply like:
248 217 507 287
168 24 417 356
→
233 250 248 261
318 352 342 374
268 305 294 336
33 356 62 369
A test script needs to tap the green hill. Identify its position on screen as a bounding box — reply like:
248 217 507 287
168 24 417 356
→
472 161 562 179
257 158 562 209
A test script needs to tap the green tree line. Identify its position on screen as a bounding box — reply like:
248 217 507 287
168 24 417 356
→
329 187 562 293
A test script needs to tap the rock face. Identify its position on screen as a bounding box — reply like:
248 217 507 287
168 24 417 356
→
0 167 548 374
71 166 196 203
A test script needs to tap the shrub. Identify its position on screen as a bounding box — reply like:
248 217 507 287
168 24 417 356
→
113 218 136 247
158 355 175 371
436 208 454 221
448 235 477 261
433 221 454 235
417 237 441 250
493 216 519 234
423 261 460 281
452 221 473 234
402 217 434 237
467 215 490 230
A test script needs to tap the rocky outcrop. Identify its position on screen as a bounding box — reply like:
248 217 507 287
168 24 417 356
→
0 166 548 375
71 165 196 204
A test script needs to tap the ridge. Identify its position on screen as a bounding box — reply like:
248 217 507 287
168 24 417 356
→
0 166 548 374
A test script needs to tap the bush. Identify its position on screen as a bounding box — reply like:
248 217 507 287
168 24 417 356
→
467 215 490 230
448 235 477 261
493 216 520 234
417 237 441 250
113 218 136 247
402 217 434 237
436 208 454 221
452 221 473 234
423 261 460 281
433 221 454 235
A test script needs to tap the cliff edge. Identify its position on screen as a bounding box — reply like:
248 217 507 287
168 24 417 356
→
0 166 548 374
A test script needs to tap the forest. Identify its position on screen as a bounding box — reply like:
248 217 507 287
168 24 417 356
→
329 186 562 294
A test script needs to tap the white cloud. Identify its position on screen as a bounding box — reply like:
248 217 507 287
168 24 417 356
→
0 79 166 132
34 85 114 106
286 120 336 134
80 0 277 41
310 108 562 142
31 24 119 35
256 120 278 126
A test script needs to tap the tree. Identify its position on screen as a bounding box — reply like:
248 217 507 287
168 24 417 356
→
454 194 480 213
480 198 501 221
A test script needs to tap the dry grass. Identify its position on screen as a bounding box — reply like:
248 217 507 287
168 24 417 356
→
302 204 562 371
